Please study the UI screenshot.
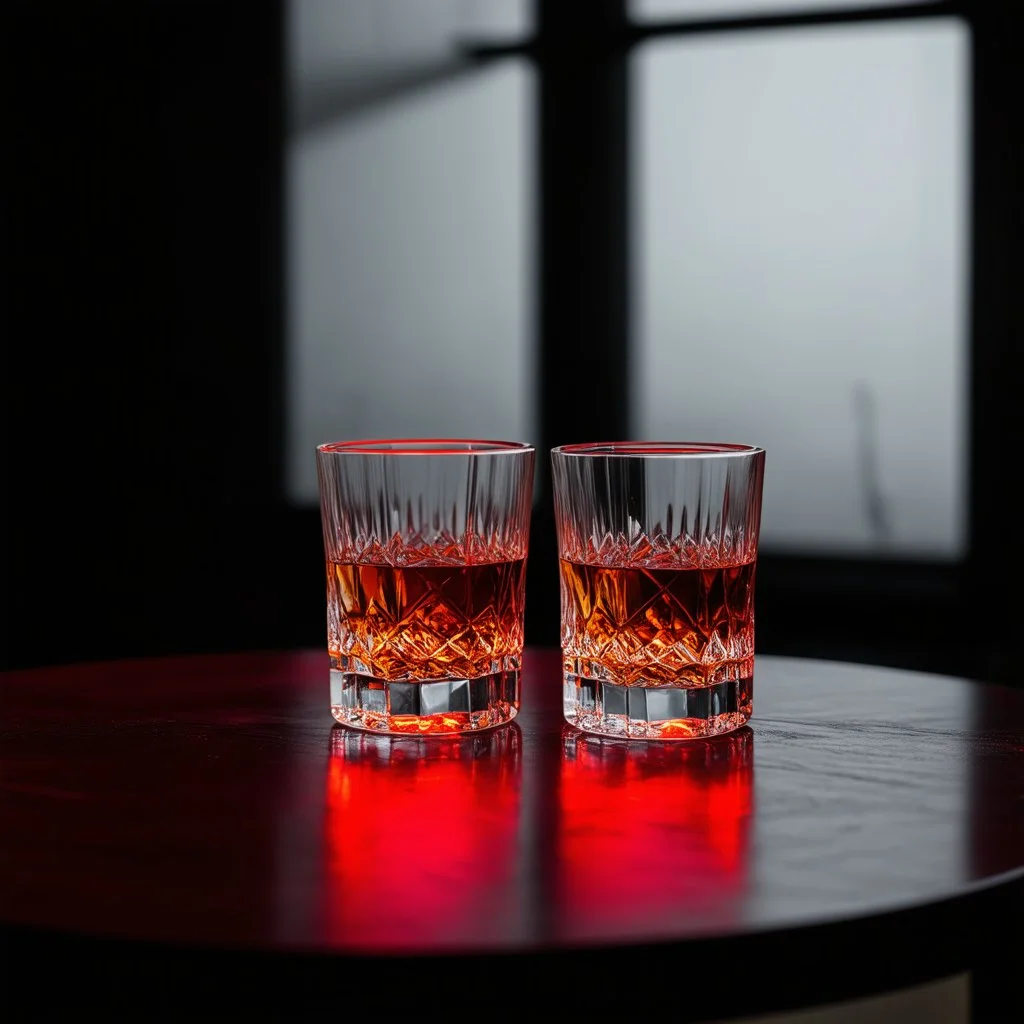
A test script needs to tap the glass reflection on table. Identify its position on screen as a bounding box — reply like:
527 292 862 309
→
324 724 523 949
556 726 754 941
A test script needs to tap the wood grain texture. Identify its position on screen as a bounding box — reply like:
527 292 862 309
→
2 651 1022 1019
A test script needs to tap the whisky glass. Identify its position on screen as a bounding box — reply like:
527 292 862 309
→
552 442 765 739
317 439 535 735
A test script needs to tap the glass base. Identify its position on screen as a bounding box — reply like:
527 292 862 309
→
331 668 519 735
563 672 752 740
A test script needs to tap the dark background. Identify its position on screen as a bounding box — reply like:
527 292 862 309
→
5 1 1022 684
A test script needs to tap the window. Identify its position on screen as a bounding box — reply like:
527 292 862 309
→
280 1 1008 667
635 20 969 557
286 0 534 504
634 0 938 19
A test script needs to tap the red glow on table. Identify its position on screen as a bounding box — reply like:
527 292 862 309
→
555 727 754 941
323 725 524 950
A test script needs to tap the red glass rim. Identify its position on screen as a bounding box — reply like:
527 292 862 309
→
552 441 763 458
317 438 534 456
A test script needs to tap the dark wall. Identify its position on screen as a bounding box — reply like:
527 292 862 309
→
6 1 1023 683
6 1 320 669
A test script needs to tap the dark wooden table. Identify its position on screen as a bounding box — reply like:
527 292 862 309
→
2 651 1022 1020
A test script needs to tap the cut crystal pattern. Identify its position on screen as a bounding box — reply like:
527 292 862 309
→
317 440 534 735
552 442 763 739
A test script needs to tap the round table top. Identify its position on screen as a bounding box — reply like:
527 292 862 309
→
2 650 1022 1017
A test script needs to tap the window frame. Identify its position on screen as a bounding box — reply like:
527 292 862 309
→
279 0 1020 680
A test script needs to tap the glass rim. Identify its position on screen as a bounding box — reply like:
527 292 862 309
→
317 438 535 456
551 441 764 459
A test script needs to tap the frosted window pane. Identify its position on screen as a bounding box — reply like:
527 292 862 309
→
291 0 529 110
634 0 936 20
287 1 533 505
635 21 968 558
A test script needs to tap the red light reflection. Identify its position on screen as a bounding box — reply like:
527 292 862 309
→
324 725 523 950
556 727 754 942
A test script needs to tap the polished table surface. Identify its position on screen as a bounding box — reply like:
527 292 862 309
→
2 650 1022 1018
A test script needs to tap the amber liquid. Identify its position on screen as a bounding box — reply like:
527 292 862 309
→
560 556 755 738
329 558 526 679
560 558 756 686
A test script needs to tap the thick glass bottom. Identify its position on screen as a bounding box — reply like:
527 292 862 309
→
331 668 519 735
563 672 752 739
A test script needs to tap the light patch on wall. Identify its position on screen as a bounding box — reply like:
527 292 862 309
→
635 20 969 558
286 1 534 505
633 0 937 21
